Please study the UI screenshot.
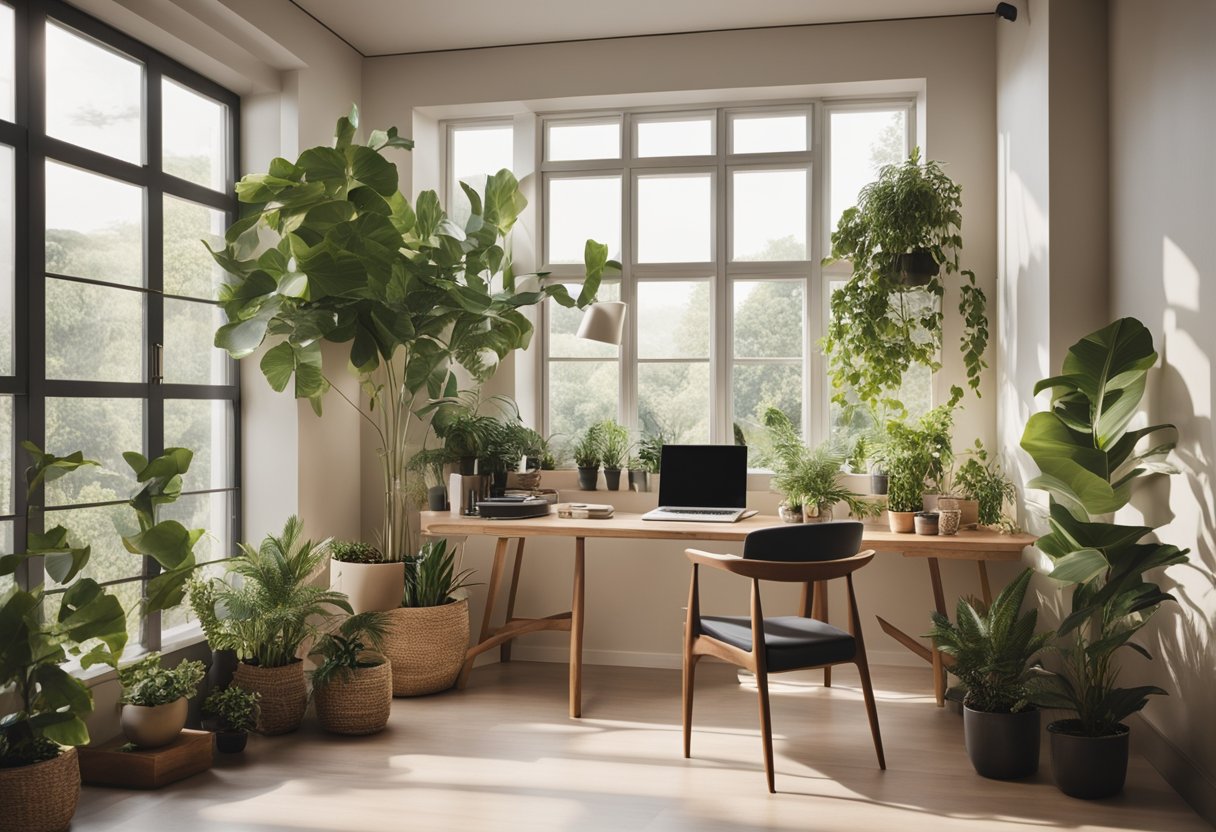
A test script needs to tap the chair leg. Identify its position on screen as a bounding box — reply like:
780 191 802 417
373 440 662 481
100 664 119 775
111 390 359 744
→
855 658 886 770
682 653 698 758
755 668 776 793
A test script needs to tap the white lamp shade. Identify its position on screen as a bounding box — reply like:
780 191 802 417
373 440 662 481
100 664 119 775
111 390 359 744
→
576 301 627 345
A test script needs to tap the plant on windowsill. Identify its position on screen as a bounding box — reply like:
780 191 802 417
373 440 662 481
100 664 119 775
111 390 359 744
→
118 653 206 749
822 148 988 413
928 569 1051 780
0 446 127 832
310 612 392 735
209 106 616 563
201 686 260 754
878 404 955 533
1020 317 1189 800
383 539 478 697
596 419 632 491
329 540 403 615
572 424 603 491
629 429 665 493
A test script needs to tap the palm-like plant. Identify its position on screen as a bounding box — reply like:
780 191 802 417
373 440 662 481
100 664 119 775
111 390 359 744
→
212 516 352 667
929 569 1051 713
403 539 477 608
310 612 389 688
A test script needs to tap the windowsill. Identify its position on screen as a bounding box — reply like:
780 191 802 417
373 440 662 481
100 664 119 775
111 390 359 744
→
70 624 208 688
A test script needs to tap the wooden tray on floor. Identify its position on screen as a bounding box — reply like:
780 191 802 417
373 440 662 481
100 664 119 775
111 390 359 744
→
79 728 213 789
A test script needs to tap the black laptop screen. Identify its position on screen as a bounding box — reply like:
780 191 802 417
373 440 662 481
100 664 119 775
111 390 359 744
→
658 445 748 509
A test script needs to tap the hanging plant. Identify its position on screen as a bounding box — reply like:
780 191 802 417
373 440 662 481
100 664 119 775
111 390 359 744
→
822 148 988 412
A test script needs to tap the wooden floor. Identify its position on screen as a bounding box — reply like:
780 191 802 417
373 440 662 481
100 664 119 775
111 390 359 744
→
74 661 1207 832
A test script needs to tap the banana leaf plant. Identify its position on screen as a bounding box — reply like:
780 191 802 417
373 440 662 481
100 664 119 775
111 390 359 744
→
209 107 615 560
1020 317 1189 736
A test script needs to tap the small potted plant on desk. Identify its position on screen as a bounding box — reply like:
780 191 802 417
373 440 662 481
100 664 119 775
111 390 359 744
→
761 407 877 523
597 419 631 491
201 686 260 754
948 439 1017 529
119 654 206 749
630 430 665 493
881 405 954 533
929 569 1051 779
311 612 392 735
330 540 404 614
572 424 603 491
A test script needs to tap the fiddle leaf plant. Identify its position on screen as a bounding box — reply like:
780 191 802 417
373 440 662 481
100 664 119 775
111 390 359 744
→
209 106 616 560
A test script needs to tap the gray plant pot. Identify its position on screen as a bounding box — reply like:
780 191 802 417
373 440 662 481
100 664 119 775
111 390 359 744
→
964 705 1040 780
426 485 447 511
603 468 622 491
870 472 889 495
1048 720 1130 799
628 470 650 492
577 466 599 490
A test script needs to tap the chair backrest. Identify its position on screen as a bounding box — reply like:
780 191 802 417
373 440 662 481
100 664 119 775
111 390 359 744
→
741 521 864 563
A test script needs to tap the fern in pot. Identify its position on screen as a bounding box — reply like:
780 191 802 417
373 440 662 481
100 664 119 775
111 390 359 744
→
311 612 392 735
596 419 632 491
201 686 260 753
383 539 477 696
761 407 877 523
929 569 1050 779
118 654 206 749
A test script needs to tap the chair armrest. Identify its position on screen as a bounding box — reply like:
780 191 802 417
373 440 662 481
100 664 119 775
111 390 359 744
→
686 548 876 582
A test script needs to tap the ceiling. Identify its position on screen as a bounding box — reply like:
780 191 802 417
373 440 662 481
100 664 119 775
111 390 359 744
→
290 0 996 57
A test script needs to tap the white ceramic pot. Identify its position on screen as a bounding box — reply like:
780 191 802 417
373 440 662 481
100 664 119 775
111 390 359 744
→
331 560 405 613
121 697 188 748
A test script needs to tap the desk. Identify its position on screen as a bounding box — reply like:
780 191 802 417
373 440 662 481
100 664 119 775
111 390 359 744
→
419 511 1033 714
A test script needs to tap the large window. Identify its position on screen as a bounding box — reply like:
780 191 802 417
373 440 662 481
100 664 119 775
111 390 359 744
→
0 0 240 649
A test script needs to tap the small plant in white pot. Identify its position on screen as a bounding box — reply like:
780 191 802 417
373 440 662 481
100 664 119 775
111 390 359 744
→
201 686 260 754
311 612 392 735
119 654 206 749
330 540 404 614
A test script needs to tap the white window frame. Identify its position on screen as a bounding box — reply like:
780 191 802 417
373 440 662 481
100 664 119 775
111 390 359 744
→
442 117 515 218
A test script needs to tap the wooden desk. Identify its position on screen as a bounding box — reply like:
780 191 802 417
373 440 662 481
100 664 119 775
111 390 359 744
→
420 511 1033 714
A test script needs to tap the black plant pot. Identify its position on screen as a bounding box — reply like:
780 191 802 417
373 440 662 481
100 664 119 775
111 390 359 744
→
603 468 622 490
964 705 1040 780
215 730 248 754
870 472 889 495
893 248 940 286
457 457 477 476
1048 720 1130 799
426 485 447 511
490 471 508 498
207 648 238 692
577 467 599 490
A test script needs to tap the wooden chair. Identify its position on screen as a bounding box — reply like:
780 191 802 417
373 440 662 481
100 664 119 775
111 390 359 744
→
682 521 885 792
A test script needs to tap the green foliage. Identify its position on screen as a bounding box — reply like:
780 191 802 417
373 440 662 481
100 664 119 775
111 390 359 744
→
637 431 666 474
118 654 205 707
596 420 631 470
403 539 477 608
571 423 603 469
929 569 1051 713
210 107 616 560
1020 318 1189 736
203 516 352 667
187 578 238 652
952 440 1017 526
879 404 955 513
310 612 389 688
823 148 987 411
760 407 878 518
201 686 260 733
330 541 385 564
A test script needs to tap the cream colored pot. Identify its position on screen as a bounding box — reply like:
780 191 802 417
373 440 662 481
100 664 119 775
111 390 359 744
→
121 697 188 748
331 560 405 613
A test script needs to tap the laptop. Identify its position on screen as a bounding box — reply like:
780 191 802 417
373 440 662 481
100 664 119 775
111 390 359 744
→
641 444 751 523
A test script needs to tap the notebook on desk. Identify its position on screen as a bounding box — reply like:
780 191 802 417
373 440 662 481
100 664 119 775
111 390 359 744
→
641 444 753 523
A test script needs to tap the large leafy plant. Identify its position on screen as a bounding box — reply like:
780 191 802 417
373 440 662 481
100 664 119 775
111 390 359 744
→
823 149 987 412
209 107 614 560
1020 318 1188 736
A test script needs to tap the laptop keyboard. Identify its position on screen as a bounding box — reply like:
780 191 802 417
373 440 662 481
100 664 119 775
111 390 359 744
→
663 508 735 515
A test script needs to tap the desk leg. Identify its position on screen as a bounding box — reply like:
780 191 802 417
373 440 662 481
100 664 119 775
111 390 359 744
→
458 536 510 689
570 537 586 719
977 560 993 607
501 539 526 663
927 557 948 707
812 580 831 687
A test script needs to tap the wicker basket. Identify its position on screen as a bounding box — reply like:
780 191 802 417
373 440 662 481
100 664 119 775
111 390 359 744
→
383 598 470 696
0 746 80 832
233 661 308 735
314 661 393 735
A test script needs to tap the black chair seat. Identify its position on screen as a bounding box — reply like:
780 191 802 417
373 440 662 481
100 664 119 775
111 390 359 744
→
699 615 857 673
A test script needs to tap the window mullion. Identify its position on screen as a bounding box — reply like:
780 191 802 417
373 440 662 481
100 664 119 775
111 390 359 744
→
143 61 164 653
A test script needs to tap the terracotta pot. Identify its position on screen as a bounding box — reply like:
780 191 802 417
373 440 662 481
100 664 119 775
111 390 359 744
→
314 661 393 735
888 510 916 533
383 597 470 696
938 497 981 528
233 661 308 735
331 560 405 614
0 746 80 832
121 698 188 748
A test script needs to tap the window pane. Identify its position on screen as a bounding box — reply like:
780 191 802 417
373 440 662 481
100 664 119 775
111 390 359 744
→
733 280 804 358
45 397 143 506
638 281 709 359
732 113 807 154
47 504 140 585
549 281 620 359
164 299 229 385
162 78 226 190
733 363 802 463
547 176 621 264
546 120 620 162
160 490 230 564
636 117 713 157
0 395 11 514
46 161 144 287
449 124 513 227
0 4 12 121
830 109 907 232
165 399 233 492
163 195 226 299
0 144 11 375
731 169 807 261
46 21 143 164
549 360 618 442
45 279 143 383
636 173 712 263
639 362 710 444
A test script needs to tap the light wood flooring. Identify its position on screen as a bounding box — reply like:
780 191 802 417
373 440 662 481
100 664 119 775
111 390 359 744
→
73 661 1208 832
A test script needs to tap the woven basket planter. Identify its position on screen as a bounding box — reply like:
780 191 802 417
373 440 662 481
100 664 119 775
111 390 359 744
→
233 661 308 735
0 746 80 832
314 661 393 735
383 598 470 697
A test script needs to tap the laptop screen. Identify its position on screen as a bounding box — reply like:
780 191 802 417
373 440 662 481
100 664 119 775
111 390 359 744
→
658 445 748 509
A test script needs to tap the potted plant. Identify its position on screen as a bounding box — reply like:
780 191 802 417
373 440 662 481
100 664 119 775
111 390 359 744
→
929 569 1051 780
330 540 403 614
118 654 206 749
947 439 1017 529
200 516 352 735
630 430 665 493
311 612 392 735
1021 317 1189 799
822 148 988 411
913 511 939 535
383 539 477 697
572 424 603 491
210 107 615 564
881 405 954 533
508 425 549 491
597 419 631 491
0 446 127 832
201 686 260 753
480 417 528 497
